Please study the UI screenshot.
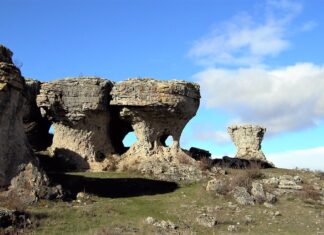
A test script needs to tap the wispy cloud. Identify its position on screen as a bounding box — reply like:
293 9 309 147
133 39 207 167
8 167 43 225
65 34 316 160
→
195 63 324 134
267 146 324 171
188 0 305 67
194 129 231 145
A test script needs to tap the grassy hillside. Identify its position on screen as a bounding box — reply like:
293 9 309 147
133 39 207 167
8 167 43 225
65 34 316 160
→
16 168 323 235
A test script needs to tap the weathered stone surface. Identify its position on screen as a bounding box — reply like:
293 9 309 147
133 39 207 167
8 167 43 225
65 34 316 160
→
0 45 53 202
196 214 217 228
23 79 52 150
232 187 255 205
228 124 267 161
206 178 226 193
111 78 200 171
0 46 36 187
251 182 266 202
278 179 303 190
37 78 114 171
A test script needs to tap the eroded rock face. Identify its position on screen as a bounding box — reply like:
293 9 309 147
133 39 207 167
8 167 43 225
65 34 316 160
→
111 78 200 160
23 79 52 150
37 78 114 170
0 45 34 186
228 124 266 161
0 45 53 202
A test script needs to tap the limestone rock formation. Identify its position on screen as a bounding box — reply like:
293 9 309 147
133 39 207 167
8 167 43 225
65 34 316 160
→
111 78 200 155
0 45 54 202
110 78 200 172
228 124 266 161
23 79 52 150
0 45 31 186
37 78 114 171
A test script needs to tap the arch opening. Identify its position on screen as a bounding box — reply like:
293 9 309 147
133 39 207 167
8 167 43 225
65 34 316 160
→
160 135 173 147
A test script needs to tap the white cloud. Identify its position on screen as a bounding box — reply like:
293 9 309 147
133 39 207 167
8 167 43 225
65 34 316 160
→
194 129 231 145
188 0 310 67
267 147 324 171
194 63 324 134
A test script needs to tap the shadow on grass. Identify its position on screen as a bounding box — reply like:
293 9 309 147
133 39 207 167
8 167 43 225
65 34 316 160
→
48 173 179 200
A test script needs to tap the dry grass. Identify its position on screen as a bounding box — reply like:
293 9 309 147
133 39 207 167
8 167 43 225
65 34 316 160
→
177 153 191 165
298 184 321 203
0 192 28 211
198 157 214 171
229 167 264 192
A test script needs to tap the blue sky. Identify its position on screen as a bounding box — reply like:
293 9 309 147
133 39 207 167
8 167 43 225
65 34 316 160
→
1 0 323 170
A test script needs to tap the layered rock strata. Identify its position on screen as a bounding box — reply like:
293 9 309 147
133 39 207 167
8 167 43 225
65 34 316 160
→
228 124 266 161
0 45 54 202
110 78 200 170
37 78 114 171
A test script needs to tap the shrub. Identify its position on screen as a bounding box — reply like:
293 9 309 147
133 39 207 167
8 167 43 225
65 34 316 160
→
298 184 321 203
229 167 264 192
199 157 213 171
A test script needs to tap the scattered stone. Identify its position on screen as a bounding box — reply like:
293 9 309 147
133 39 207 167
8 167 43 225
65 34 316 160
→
145 217 156 225
244 215 254 225
278 179 303 190
210 166 227 175
264 202 274 208
228 124 267 161
196 214 217 228
76 192 90 201
293 175 303 183
144 217 177 230
274 211 281 216
206 178 226 193
265 192 277 203
228 225 238 232
262 177 280 186
251 182 265 202
232 187 255 205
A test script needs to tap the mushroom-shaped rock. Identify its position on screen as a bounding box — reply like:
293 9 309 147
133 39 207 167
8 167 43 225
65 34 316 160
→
110 78 200 159
0 45 50 202
228 124 266 161
37 78 114 171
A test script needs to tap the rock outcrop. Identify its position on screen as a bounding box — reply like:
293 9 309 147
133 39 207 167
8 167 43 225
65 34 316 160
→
111 78 200 155
228 124 266 161
0 45 31 186
37 78 114 171
0 45 54 203
23 79 52 150
110 78 200 172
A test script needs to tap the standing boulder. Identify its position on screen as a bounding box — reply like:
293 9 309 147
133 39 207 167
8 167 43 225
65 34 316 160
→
228 124 267 161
